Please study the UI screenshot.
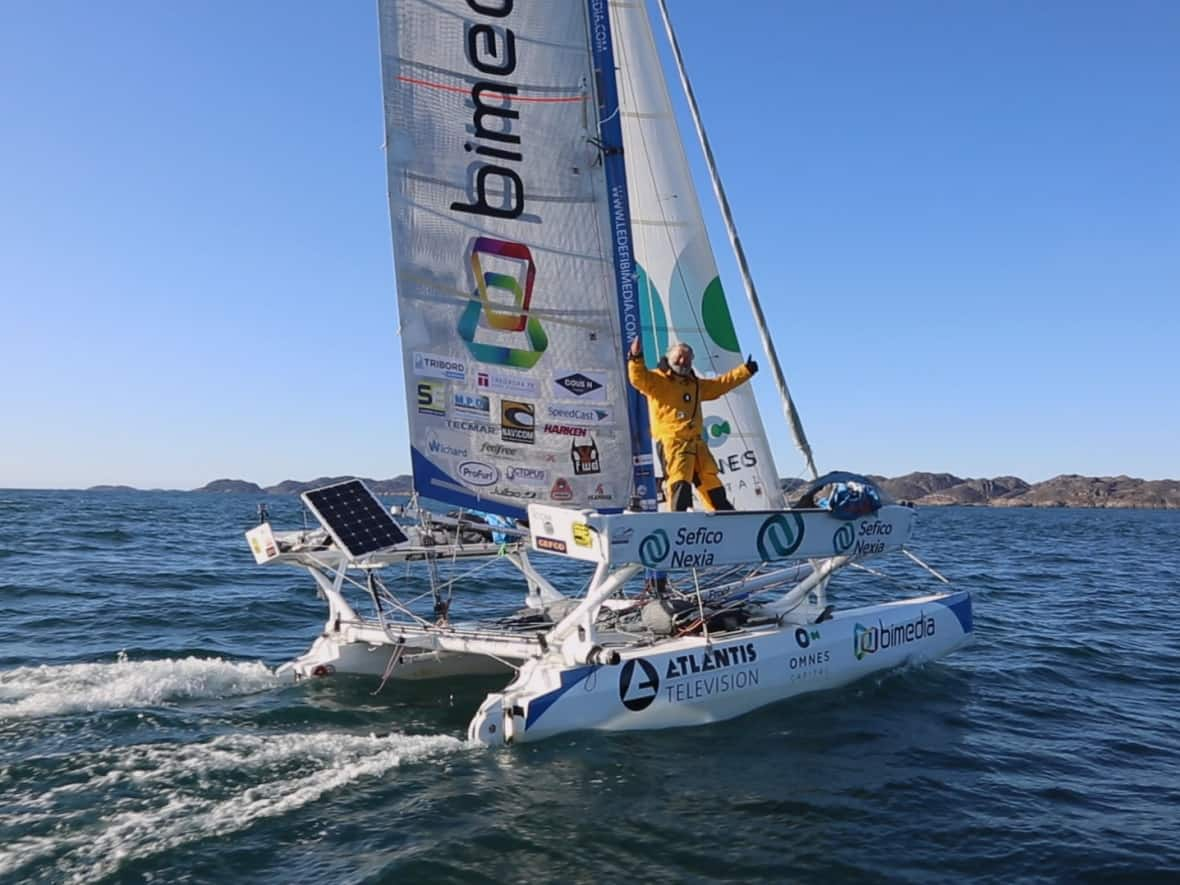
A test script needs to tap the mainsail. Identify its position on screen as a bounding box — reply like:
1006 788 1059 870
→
610 2 786 509
378 1 647 517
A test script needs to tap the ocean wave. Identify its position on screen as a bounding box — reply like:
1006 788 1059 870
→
0 729 466 883
0 655 282 721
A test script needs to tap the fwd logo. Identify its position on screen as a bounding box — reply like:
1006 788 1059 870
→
756 513 805 560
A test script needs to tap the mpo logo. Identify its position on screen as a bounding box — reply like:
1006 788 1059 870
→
638 529 670 567
833 523 856 553
702 416 732 448
756 512 805 560
618 658 660 711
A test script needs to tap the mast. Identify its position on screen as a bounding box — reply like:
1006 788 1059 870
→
654 0 819 481
587 0 657 510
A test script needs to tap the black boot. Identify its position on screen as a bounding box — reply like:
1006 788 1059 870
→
707 487 734 511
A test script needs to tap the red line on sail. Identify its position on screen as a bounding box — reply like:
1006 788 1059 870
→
396 75 584 103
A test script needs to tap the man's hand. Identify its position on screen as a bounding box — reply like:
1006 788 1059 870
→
629 337 643 359
745 354 759 375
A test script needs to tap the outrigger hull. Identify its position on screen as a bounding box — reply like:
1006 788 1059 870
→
469 590 972 745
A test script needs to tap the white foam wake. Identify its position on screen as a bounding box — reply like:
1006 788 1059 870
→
0 730 467 882
0 654 281 720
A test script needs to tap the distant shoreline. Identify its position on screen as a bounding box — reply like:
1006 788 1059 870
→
52 472 1177 509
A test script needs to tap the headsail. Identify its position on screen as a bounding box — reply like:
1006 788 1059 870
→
379 1 643 517
610 3 786 509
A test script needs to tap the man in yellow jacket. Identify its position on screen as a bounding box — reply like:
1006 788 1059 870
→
627 337 758 511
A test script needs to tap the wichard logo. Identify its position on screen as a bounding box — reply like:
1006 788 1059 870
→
756 512 805 560
638 529 670 567
619 658 660 711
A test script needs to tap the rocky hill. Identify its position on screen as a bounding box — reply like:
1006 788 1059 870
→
176 472 1178 508
196 476 414 495
871 472 1179 509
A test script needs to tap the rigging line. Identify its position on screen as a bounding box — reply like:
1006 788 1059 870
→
395 75 586 103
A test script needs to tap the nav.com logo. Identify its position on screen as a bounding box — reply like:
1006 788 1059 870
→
756 512 805 560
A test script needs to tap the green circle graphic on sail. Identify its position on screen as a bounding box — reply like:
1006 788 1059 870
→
635 262 669 363
457 237 548 368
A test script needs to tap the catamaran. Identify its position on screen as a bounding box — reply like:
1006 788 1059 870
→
247 0 972 745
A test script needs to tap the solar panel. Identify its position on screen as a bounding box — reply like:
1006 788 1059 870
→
301 480 407 557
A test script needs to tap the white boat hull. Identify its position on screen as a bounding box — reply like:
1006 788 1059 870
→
277 632 513 681
469 590 972 745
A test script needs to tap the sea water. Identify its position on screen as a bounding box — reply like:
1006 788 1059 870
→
1 490 1178 883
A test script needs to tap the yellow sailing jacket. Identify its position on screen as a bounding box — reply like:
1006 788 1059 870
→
627 356 753 440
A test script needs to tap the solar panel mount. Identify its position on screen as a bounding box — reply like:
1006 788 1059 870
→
301 480 407 558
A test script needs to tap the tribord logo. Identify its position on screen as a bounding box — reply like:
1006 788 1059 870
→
853 612 937 661
756 512 805 560
457 237 548 369
702 416 732 448
638 529 670 567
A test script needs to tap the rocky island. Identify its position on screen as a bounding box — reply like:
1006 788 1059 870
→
177 472 1180 509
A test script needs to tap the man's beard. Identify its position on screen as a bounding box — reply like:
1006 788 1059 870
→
670 363 691 377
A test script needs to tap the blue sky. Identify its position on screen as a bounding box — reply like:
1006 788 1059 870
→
1 1 1176 490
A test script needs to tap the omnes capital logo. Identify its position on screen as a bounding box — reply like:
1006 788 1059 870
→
702 416 732 448
618 658 660 711
457 238 548 368
638 529 670 567
756 512 805 560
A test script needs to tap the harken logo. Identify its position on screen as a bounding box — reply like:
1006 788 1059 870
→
638 529 670 567
619 658 660 711
756 512 805 560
